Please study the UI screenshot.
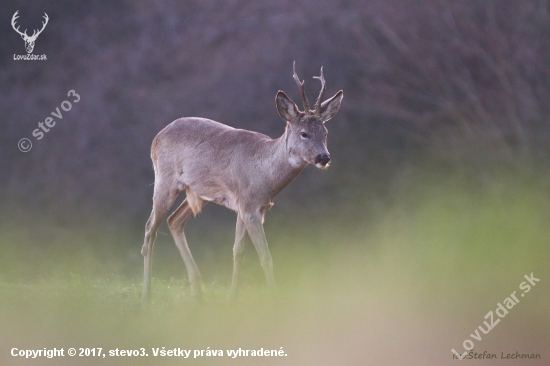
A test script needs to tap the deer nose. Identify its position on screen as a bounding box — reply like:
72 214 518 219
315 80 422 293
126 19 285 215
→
315 153 331 166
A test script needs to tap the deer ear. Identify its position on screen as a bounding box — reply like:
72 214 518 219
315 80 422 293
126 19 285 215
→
276 91 300 122
320 90 343 122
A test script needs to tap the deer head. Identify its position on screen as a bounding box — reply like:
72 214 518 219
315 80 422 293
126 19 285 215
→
12 11 49 54
276 61 344 169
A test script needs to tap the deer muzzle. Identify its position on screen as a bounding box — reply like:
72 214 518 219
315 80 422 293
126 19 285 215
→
315 153 331 168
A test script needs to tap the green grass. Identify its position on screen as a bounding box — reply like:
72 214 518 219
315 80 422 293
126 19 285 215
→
1 171 549 365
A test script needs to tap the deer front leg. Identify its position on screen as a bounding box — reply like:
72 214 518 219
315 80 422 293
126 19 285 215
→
242 211 275 298
229 214 248 303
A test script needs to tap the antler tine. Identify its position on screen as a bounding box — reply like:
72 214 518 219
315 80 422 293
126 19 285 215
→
292 61 311 113
11 10 19 24
33 13 49 38
313 66 326 116
11 10 28 37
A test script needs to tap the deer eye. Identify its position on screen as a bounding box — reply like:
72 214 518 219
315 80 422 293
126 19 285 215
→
300 132 309 139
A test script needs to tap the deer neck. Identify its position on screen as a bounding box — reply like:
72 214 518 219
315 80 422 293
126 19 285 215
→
267 127 308 197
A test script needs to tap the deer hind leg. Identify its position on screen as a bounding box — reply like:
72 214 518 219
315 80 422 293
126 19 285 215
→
167 194 206 300
228 214 248 303
141 179 179 304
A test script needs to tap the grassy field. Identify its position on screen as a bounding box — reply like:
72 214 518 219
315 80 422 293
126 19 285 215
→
1 170 549 365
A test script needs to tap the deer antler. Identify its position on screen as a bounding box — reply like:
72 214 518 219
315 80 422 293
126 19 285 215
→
313 66 326 116
29 13 49 40
11 11 28 38
293 61 311 114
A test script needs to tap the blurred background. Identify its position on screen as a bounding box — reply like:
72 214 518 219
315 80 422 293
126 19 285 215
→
1 0 549 365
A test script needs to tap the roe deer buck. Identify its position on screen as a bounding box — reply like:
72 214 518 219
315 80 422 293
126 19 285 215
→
141 62 343 304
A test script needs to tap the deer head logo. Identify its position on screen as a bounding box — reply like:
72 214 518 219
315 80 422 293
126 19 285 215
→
11 11 49 54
